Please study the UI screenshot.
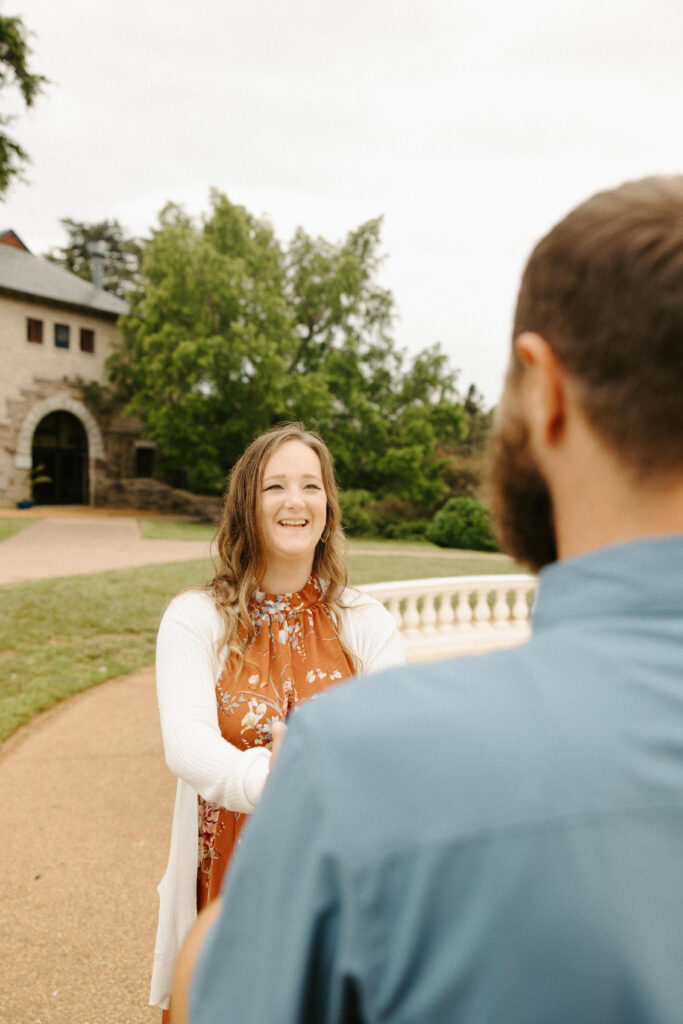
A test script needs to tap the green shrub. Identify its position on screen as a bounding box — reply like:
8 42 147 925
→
427 497 498 551
381 518 430 540
339 491 432 539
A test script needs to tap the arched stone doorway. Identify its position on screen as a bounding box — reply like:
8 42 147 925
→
15 393 105 506
31 411 89 504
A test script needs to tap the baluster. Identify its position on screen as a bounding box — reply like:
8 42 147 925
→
421 592 438 634
437 588 456 632
387 595 403 631
492 587 510 629
403 593 421 637
473 586 491 629
454 589 473 631
511 587 530 627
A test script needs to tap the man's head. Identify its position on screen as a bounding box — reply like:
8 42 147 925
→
489 175 683 571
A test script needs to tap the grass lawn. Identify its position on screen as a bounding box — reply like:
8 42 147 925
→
0 518 34 542
348 549 517 584
0 559 211 742
138 518 217 541
0 528 523 743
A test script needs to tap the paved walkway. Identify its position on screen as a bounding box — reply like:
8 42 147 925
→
0 513 213 586
0 669 171 1024
0 511 215 1023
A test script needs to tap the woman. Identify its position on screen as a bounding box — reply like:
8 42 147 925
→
150 422 404 1012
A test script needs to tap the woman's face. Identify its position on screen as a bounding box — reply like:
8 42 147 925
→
259 439 328 571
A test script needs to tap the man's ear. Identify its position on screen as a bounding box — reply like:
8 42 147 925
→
514 332 566 447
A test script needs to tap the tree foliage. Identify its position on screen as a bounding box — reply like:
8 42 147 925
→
45 218 142 298
458 384 495 456
0 14 46 195
108 191 469 499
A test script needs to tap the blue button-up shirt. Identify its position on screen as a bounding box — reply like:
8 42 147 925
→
191 536 683 1023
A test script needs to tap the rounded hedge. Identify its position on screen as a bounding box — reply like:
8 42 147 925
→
427 497 498 551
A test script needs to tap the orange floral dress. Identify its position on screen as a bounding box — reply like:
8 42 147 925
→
196 574 354 909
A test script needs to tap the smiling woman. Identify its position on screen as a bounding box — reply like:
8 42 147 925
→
150 422 405 1015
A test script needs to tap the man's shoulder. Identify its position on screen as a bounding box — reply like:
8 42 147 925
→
292 642 543 846
317 639 534 725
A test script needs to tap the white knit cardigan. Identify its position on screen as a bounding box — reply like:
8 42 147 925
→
149 586 405 1009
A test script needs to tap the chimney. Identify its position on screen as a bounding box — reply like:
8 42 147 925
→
86 240 106 290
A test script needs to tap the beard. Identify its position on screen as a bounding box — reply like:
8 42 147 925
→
487 406 558 573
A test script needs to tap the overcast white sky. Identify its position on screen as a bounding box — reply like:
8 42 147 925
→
2 0 683 404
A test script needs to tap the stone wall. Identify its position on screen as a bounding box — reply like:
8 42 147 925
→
99 477 222 522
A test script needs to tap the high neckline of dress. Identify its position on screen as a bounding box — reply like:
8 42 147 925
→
252 573 323 607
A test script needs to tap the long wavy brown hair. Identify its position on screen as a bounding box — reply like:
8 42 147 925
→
206 422 351 674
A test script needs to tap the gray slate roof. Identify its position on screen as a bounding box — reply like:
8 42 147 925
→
0 243 128 317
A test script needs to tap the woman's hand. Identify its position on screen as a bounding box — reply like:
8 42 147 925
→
269 720 288 774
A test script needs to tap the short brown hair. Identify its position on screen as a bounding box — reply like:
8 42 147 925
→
513 175 683 475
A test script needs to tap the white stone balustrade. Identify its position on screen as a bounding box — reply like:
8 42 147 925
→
358 574 538 661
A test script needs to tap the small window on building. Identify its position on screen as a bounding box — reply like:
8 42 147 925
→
27 318 43 343
80 328 95 353
54 324 70 349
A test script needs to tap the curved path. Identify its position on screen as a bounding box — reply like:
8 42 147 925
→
0 512 212 585
0 669 171 1024
0 511 213 1023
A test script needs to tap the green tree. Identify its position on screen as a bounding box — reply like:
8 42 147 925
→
282 219 464 506
108 192 467 497
45 218 142 298
437 383 495 502
0 14 46 195
458 383 494 456
110 196 295 491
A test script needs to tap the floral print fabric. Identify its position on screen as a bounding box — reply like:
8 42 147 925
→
197 575 354 908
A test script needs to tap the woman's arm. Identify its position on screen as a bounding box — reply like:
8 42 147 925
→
156 590 271 814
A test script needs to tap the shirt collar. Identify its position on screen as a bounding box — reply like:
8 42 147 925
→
532 535 683 631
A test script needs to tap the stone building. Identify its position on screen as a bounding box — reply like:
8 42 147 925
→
0 229 152 507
